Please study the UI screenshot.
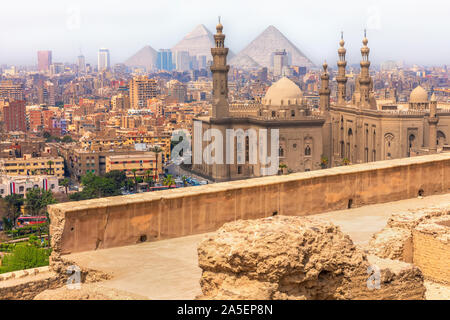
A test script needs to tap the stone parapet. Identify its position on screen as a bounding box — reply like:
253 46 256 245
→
48 153 450 258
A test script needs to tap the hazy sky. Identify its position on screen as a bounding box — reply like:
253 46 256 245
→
0 0 449 67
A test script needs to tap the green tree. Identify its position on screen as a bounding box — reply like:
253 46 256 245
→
69 172 121 200
4 194 24 226
163 174 176 187
61 135 73 143
24 188 57 216
47 160 54 175
0 245 50 274
182 176 188 187
59 178 70 195
104 170 127 190
131 169 138 191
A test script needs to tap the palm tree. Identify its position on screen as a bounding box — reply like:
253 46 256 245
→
150 146 163 182
163 174 176 187
131 169 138 191
47 160 54 175
145 170 154 187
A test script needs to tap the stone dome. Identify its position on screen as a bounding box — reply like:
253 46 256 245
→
262 77 303 107
410 86 428 103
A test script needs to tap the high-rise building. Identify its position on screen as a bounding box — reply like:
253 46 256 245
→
37 51 52 72
273 49 288 78
0 81 24 101
77 55 86 73
4 100 26 132
198 55 207 69
157 49 174 71
174 51 190 71
111 93 130 111
50 63 64 75
129 76 158 109
98 48 110 72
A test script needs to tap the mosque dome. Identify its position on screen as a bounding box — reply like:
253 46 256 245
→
262 77 303 107
410 86 428 103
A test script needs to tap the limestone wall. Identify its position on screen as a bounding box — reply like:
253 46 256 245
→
49 153 450 256
413 217 450 284
369 206 449 284
0 267 63 300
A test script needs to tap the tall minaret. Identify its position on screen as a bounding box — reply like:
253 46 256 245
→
336 32 347 105
211 18 230 119
319 61 330 112
428 93 439 153
359 30 371 107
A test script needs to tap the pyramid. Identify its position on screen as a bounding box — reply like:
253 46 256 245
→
124 45 158 71
229 54 260 69
232 25 314 69
172 24 235 60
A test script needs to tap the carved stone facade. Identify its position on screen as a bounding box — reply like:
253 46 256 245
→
192 24 448 182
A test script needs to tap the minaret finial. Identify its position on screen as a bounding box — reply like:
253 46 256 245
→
341 31 343 40
218 16 221 24
364 28 367 38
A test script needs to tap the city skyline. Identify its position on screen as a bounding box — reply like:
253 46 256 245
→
0 0 448 67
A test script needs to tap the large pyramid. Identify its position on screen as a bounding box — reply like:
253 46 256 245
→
172 24 235 60
230 25 314 69
124 45 158 71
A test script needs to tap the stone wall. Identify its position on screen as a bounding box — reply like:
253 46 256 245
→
369 206 449 284
412 217 450 284
0 267 63 300
48 153 450 256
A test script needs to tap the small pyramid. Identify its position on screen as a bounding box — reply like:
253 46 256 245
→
233 25 314 69
124 45 158 71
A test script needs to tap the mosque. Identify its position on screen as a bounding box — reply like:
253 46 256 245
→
191 22 448 182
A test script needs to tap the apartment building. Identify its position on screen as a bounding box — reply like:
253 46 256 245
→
0 155 64 178
105 152 162 178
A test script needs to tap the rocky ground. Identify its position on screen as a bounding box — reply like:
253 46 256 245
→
197 216 426 300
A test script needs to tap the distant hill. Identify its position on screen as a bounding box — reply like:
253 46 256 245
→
124 45 158 71
231 25 314 69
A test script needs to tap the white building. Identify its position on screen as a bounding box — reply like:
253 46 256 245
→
0 175 60 197
98 48 110 72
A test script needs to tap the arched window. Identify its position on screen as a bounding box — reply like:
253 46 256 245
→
279 147 284 157
305 146 311 156
437 131 446 147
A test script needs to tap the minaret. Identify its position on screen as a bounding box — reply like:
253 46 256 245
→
428 93 439 153
319 61 330 112
359 30 371 107
336 32 347 105
210 17 230 119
